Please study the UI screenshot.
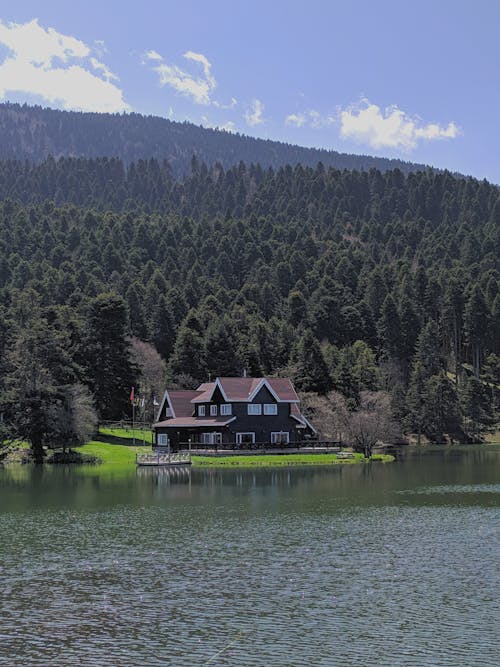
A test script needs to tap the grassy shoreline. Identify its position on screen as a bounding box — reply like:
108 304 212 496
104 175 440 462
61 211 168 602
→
192 452 394 466
2 436 394 468
71 442 394 467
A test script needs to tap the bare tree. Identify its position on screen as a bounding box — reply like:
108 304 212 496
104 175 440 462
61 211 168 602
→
52 384 98 451
301 390 399 456
129 338 167 401
342 391 399 457
300 391 348 441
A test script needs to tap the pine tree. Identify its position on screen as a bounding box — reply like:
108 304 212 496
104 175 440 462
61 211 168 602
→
205 320 242 378
151 295 176 360
3 316 96 461
168 324 206 383
377 294 401 359
82 293 137 419
460 375 493 441
332 347 360 408
292 331 332 394
414 321 442 378
406 361 427 444
464 284 489 377
422 373 462 441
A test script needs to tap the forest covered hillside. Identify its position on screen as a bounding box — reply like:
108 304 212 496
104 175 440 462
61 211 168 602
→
0 102 433 177
0 155 499 452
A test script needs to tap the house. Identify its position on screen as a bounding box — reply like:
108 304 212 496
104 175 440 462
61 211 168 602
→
153 377 316 450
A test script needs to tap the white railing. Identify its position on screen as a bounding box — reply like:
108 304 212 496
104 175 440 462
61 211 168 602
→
136 452 191 466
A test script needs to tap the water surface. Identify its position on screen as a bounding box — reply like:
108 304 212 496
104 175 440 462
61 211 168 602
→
0 445 499 666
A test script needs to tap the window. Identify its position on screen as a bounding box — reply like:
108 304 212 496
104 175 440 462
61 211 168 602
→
165 407 173 417
236 432 255 444
198 405 206 417
210 404 217 416
202 432 222 445
247 404 262 415
263 404 277 415
271 432 289 444
158 433 169 446
220 404 232 415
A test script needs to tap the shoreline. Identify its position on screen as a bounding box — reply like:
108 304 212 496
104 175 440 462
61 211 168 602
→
1 439 395 468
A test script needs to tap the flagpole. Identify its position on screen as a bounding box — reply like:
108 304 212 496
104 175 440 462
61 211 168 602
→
142 397 146 447
132 392 135 446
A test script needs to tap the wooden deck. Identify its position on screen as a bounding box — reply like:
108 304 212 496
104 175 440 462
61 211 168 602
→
136 452 191 466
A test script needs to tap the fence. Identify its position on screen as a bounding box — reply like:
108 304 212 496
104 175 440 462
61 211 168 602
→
174 440 342 452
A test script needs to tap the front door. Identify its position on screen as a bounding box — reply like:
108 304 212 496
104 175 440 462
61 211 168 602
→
202 432 222 445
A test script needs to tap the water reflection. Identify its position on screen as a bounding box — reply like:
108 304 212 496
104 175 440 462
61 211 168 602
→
0 445 499 666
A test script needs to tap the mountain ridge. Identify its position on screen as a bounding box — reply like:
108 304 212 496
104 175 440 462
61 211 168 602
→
0 102 435 178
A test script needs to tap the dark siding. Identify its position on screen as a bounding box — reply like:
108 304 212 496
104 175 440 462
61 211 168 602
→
155 383 314 449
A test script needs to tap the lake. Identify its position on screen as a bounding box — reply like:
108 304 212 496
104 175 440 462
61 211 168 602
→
0 445 499 666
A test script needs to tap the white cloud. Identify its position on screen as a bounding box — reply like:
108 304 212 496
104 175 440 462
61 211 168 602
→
340 99 460 150
144 49 216 105
200 116 237 133
213 96 237 110
219 121 236 133
244 98 264 126
144 49 163 61
285 112 306 127
0 18 129 113
285 109 335 129
89 57 117 82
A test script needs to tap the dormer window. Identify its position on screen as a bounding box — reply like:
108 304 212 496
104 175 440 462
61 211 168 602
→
248 404 262 415
220 404 232 415
210 405 217 416
198 405 205 417
165 407 173 417
263 404 277 415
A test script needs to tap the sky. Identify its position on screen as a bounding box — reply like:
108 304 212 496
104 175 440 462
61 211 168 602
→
0 1 499 182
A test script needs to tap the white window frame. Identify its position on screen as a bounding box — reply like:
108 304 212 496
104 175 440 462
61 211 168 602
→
220 403 232 415
198 405 206 417
210 404 218 416
236 432 255 445
157 433 169 446
271 431 289 444
247 404 262 415
263 403 277 415
165 407 173 417
202 432 222 445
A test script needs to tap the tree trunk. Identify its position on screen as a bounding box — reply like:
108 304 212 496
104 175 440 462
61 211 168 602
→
31 433 45 465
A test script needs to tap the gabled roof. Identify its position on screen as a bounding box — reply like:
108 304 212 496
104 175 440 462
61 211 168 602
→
191 377 300 403
156 389 202 421
168 390 203 417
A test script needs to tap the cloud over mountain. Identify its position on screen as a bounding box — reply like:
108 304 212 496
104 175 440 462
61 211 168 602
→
0 18 129 113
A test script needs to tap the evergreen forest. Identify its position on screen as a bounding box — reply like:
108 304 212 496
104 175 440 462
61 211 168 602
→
0 116 499 457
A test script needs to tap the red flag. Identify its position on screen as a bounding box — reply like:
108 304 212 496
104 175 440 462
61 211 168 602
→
130 387 135 403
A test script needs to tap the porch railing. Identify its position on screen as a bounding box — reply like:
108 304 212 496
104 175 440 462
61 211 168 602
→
172 440 342 452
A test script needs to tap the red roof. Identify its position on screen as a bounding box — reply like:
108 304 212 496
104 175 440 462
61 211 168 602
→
192 377 299 403
167 390 203 417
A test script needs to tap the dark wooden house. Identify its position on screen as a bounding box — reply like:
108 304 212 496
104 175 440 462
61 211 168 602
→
153 377 316 449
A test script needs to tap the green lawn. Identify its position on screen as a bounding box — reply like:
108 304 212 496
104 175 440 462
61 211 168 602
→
73 441 394 468
3 426 394 468
98 426 154 444
74 441 151 465
192 452 394 467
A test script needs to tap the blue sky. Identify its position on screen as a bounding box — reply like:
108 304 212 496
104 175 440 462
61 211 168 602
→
1 1 499 182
